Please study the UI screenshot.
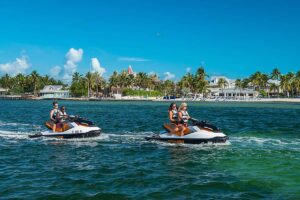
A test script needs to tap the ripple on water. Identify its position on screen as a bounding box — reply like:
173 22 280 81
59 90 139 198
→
1 100 300 199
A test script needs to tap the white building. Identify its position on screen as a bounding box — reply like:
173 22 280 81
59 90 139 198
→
209 88 259 98
0 87 8 96
209 76 236 88
39 85 70 99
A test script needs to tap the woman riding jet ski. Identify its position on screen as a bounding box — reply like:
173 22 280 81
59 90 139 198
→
29 115 101 139
145 103 228 144
29 103 101 139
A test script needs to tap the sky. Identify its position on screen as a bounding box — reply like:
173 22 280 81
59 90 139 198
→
0 0 300 82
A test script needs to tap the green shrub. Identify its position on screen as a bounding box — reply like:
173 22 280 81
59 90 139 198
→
259 90 267 97
122 88 163 97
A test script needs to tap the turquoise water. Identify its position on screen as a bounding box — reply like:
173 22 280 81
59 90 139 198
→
0 100 300 199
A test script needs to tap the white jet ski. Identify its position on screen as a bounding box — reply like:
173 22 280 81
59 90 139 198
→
145 118 228 144
29 116 101 139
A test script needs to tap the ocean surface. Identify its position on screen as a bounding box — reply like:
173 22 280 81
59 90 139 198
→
0 100 299 199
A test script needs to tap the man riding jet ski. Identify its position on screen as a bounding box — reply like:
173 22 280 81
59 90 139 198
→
145 103 228 144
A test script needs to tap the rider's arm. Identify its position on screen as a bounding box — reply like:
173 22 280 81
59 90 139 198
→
178 111 183 121
50 110 54 121
187 112 191 119
56 112 61 120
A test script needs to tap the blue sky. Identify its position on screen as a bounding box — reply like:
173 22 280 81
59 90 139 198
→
0 0 299 81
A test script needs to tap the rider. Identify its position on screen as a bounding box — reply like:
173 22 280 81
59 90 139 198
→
57 106 68 122
178 102 191 136
50 101 59 132
168 103 179 134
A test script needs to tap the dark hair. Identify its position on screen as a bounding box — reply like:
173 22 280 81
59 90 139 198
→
53 101 58 106
61 106 65 110
169 103 177 111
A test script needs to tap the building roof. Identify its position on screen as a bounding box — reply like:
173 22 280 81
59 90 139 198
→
40 85 69 93
0 87 8 92
209 76 236 88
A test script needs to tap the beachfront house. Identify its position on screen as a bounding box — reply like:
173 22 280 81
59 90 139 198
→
0 87 8 96
209 76 236 88
207 76 259 99
39 85 70 99
209 87 259 99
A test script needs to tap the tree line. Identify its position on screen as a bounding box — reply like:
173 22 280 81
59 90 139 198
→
0 67 300 97
0 71 65 96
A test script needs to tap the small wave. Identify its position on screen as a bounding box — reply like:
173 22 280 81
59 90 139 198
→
147 140 231 149
0 130 31 140
230 136 300 150
0 121 32 127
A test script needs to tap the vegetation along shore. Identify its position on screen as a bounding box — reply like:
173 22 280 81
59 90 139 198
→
0 67 300 101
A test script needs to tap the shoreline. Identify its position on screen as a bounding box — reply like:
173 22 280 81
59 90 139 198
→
1 95 300 103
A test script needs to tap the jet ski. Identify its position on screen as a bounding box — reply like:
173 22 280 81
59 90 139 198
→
145 118 228 144
29 115 101 139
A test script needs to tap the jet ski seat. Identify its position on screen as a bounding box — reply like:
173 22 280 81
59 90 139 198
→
45 121 71 132
163 123 191 136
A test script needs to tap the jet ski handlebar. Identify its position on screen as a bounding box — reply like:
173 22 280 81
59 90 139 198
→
190 118 221 132
67 115 95 126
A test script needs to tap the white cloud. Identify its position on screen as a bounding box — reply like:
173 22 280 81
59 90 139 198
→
163 72 175 80
66 48 83 63
49 65 62 78
63 48 83 82
118 57 150 62
0 56 30 76
91 58 106 76
186 67 191 73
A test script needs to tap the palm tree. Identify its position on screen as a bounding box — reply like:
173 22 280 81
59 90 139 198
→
280 74 293 97
163 80 175 96
250 72 262 90
30 70 40 96
271 68 281 81
195 67 208 80
119 70 129 88
235 79 243 98
11 73 26 94
1 74 12 89
242 78 250 89
250 72 269 97
180 73 196 94
72 72 82 83
194 67 209 97
92 72 104 97
269 68 281 96
109 71 120 94
127 74 135 89
287 72 295 97
135 72 149 89
85 72 94 97
149 73 159 91
217 78 228 96
294 71 300 96
269 83 279 97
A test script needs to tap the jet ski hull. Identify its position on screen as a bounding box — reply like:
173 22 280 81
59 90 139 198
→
146 124 228 144
29 119 101 139
145 135 228 144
